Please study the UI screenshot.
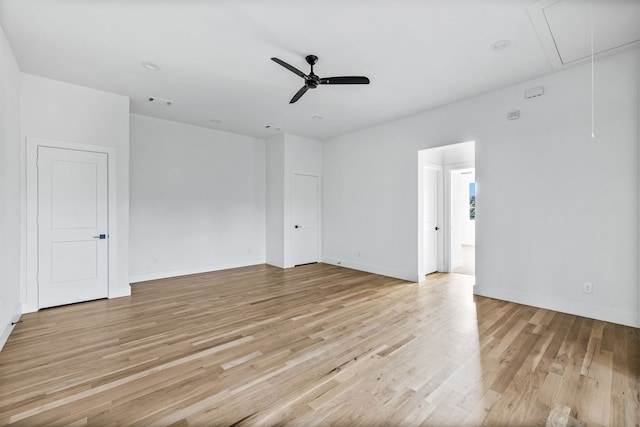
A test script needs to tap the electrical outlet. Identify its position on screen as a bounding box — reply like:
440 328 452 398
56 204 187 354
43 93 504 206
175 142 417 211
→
583 282 593 294
354 250 361 257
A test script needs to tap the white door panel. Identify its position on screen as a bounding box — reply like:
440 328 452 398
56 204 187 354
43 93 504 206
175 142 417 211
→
38 147 109 308
51 160 99 229
424 167 438 274
51 241 98 283
292 174 320 266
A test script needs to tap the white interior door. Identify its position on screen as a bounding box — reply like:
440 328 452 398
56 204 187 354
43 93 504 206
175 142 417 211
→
292 173 320 266
423 167 438 274
38 147 109 308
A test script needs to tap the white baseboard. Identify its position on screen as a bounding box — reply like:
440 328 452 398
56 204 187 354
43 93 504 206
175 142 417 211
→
0 307 22 352
266 258 285 269
322 256 416 282
22 286 132 313
451 259 463 269
473 284 639 328
22 302 37 314
109 286 131 298
129 258 266 283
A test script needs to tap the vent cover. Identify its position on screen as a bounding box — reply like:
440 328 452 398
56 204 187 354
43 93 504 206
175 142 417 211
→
147 97 173 106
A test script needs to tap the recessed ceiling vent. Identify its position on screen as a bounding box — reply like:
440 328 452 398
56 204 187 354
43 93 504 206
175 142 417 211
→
528 0 640 70
147 97 173 106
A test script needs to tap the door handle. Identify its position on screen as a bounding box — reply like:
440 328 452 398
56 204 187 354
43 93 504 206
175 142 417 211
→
435 227 439 231
93 234 107 239
295 225 301 229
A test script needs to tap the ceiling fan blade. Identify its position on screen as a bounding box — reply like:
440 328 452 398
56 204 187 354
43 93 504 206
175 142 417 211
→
320 76 370 85
290 85 309 104
271 57 308 79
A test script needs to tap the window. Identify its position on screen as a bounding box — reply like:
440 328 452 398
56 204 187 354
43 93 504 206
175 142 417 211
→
469 182 475 220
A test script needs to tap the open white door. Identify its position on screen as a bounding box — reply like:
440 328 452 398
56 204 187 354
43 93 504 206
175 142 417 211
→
423 166 439 274
292 173 320 266
38 147 109 308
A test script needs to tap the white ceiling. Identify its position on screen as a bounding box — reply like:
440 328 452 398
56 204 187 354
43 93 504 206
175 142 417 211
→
528 0 640 68
0 0 637 140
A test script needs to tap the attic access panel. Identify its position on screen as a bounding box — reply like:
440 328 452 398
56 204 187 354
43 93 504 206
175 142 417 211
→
528 0 640 69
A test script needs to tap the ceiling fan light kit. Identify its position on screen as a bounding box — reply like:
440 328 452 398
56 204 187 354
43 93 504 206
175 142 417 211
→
271 54 370 104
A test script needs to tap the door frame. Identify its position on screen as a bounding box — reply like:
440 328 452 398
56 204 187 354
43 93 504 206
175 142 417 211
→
25 137 118 312
444 162 475 273
418 162 444 279
288 170 321 267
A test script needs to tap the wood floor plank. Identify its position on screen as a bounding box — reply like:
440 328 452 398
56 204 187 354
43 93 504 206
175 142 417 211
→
0 264 637 426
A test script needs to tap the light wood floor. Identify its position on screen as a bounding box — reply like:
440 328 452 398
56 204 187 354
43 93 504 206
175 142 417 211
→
0 264 638 426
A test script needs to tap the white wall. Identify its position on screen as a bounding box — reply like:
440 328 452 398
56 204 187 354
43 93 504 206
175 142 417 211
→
266 133 322 268
450 170 464 265
283 134 322 267
421 141 476 165
450 169 476 267
266 134 285 267
323 49 639 327
20 74 131 308
443 142 475 165
129 114 265 282
459 170 475 246
0 25 22 349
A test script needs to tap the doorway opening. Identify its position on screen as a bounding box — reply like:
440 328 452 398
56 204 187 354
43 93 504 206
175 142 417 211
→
450 168 475 276
418 141 475 279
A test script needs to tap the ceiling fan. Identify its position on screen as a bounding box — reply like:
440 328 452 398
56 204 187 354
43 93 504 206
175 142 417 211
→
271 55 370 104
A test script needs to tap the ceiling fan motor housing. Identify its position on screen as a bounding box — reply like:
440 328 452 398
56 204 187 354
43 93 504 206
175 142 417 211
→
305 55 319 87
